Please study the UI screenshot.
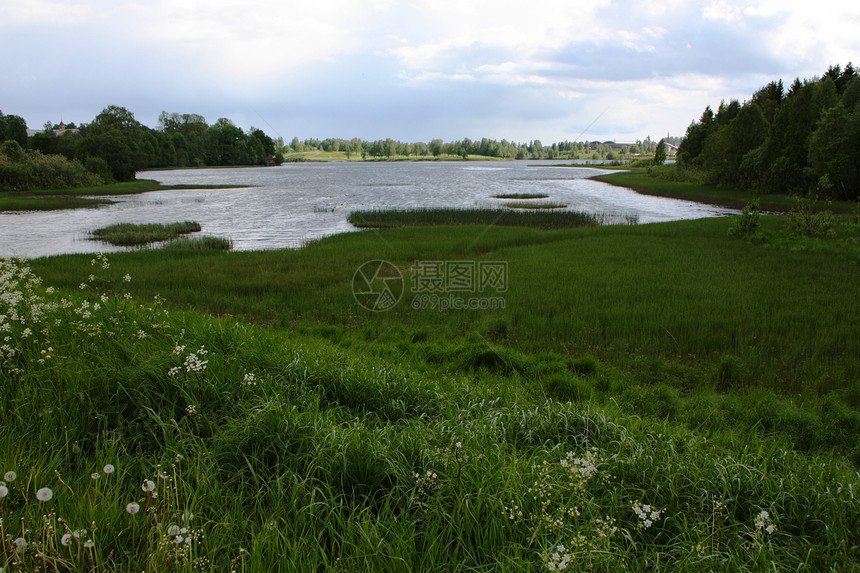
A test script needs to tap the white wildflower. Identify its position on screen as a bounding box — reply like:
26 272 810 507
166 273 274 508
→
103 464 115 474
36 487 53 502
3 471 15 482
126 502 140 514
61 532 73 546
142 479 156 492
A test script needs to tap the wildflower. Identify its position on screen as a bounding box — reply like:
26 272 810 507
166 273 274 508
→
3 471 15 482
91 473 100 480
13 537 26 551
126 502 140 514
142 479 156 492
36 487 53 502
103 464 115 474
61 532 73 546
174 535 184 544
754 510 776 535
123 273 132 282
79 283 87 290
167 524 181 536
243 372 256 386
182 511 194 521
186 404 197 415
84 539 94 548
0 485 8 498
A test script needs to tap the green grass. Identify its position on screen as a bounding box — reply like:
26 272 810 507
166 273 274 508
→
163 236 233 250
91 222 202 246
0 179 246 212
492 193 550 199
503 201 568 209
595 168 858 213
2 252 858 571
348 208 603 229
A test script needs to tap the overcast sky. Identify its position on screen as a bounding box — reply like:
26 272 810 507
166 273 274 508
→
1 0 858 144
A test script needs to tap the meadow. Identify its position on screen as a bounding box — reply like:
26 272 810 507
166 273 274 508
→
3 212 859 571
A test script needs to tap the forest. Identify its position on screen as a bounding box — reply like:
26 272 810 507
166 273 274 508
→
0 106 655 190
675 63 859 200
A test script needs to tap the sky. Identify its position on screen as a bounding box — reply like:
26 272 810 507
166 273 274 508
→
1 0 858 145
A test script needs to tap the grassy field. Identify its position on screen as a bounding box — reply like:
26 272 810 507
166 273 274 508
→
5 213 859 571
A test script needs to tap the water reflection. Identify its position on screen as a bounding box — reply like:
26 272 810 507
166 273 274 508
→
0 161 736 258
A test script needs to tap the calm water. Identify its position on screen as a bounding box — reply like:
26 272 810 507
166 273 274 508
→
0 161 737 258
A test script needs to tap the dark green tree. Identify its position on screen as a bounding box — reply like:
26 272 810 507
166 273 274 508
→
653 138 666 165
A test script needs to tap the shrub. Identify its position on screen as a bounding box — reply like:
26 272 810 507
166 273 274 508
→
728 199 761 238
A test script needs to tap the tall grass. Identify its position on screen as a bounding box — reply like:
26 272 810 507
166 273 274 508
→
348 208 607 229
2 255 858 571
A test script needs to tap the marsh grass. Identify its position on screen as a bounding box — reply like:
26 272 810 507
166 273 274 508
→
163 236 233 251
348 208 603 229
91 222 202 246
1 255 859 570
492 193 550 199
503 201 568 209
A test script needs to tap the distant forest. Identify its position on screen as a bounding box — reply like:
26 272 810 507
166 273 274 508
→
0 106 656 189
675 63 859 200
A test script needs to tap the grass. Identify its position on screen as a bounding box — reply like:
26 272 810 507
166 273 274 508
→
491 193 550 199
503 201 567 209
348 208 604 229
0 179 246 212
2 251 859 571
91 222 202 246
595 167 858 213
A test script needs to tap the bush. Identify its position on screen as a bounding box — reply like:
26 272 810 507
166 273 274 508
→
728 199 761 239
716 354 746 392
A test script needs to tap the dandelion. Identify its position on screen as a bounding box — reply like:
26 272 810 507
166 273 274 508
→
13 537 26 552
3 471 16 482
103 464 115 474
0 485 8 498
167 525 180 536
61 533 73 546
126 502 140 514
83 539 94 548
36 487 53 502
142 479 156 492
91 473 100 480
182 511 194 522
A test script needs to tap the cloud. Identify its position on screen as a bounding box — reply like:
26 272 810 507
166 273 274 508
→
1 0 858 143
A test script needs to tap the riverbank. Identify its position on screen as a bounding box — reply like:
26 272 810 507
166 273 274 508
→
0 179 246 211
594 167 858 213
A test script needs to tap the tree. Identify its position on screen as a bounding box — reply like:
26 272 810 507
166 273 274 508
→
429 139 443 158
79 105 148 180
653 138 666 165
0 113 28 146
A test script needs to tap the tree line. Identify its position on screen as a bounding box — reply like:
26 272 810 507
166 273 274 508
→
676 63 860 200
1 106 282 188
2 104 663 190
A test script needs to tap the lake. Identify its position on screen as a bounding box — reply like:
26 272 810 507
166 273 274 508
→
0 161 737 258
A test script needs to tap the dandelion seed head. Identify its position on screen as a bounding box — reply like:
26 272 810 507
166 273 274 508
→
167 525 180 536
0 485 8 498
91 473 100 480
61 532 73 546
103 464 115 474
142 479 156 492
3 471 16 482
36 487 53 502
126 502 140 514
